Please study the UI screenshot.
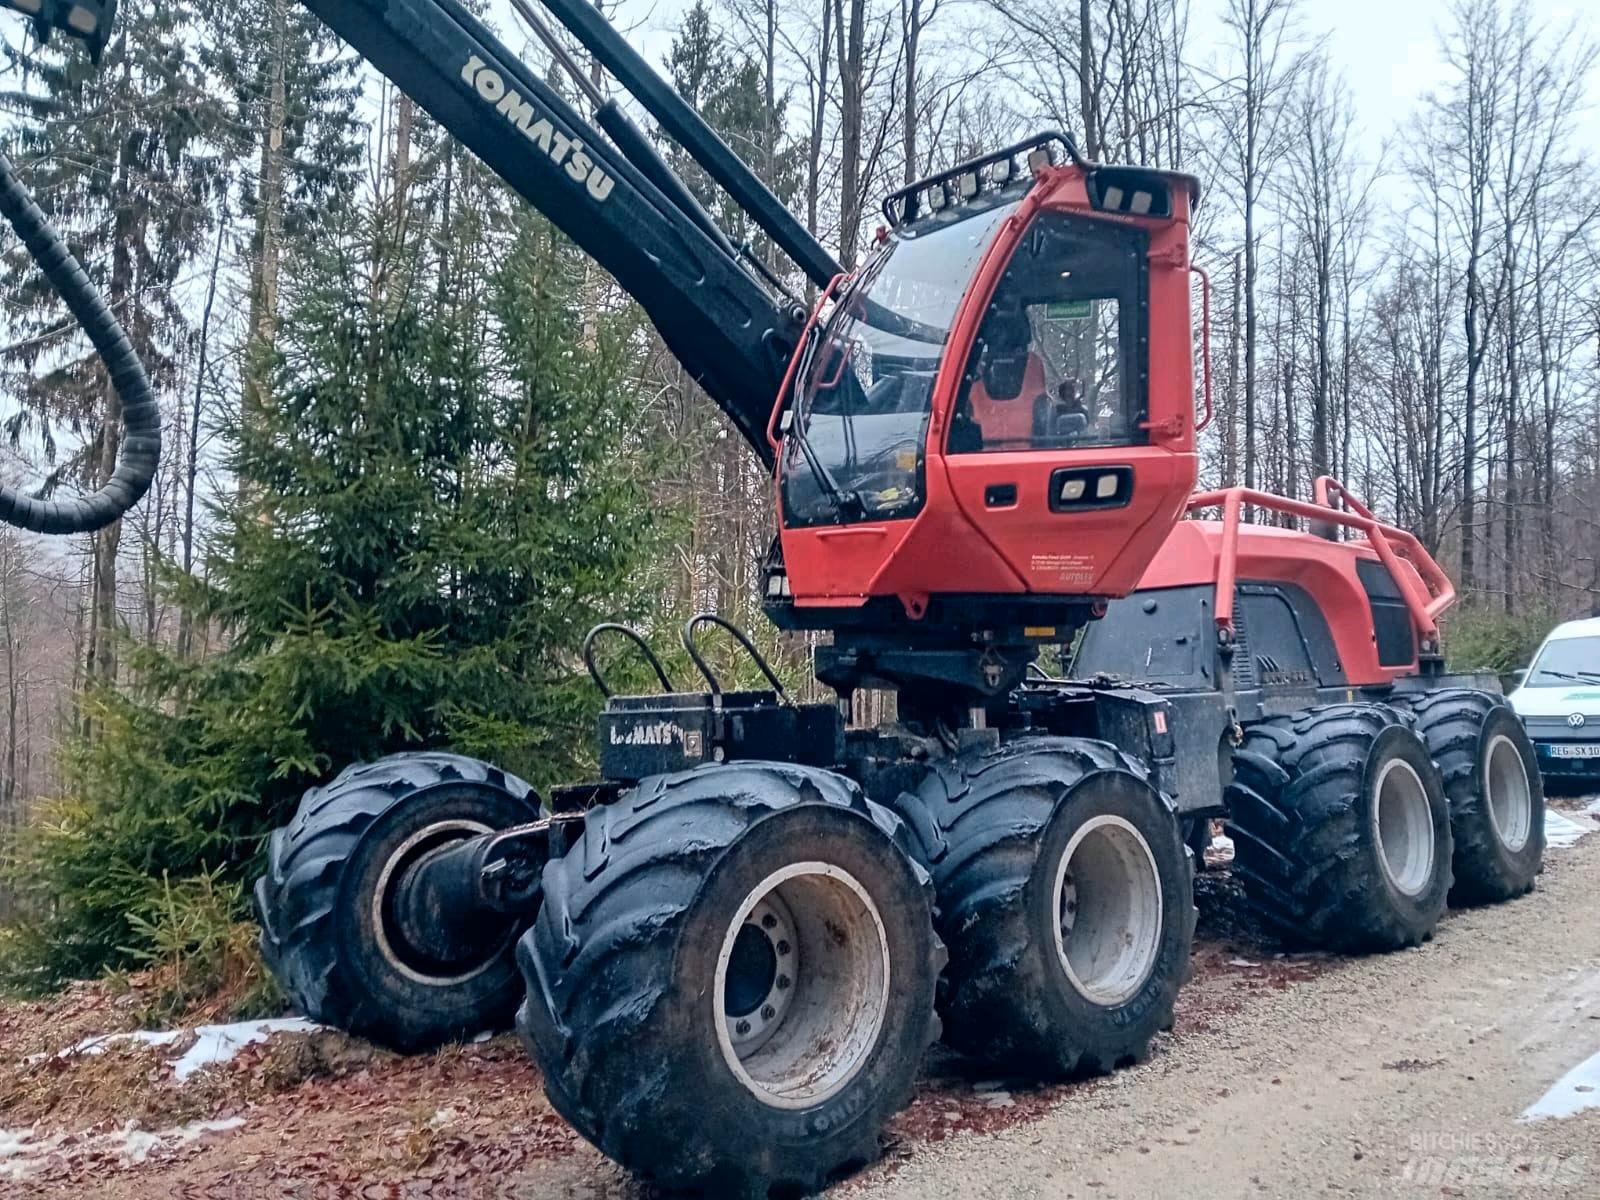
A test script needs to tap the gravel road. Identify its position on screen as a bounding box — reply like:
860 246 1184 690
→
845 815 1600 1200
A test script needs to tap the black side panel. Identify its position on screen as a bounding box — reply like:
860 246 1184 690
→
1072 580 1346 691
1356 559 1417 668
1071 585 1215 687
1238 588 1317 686
300 0 791 465
1238 582 1347 688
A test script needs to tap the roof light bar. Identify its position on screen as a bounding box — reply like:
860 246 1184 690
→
883 130 1084 229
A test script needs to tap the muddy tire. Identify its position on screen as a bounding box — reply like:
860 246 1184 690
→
255 753 539 1052
893 738 1195 1077
1392 689 1544 905
1225 705 1451 952
516 761 942 1198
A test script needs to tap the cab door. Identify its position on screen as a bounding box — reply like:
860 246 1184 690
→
935 210 1192 596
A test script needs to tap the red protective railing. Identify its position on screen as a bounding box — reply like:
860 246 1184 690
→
1186 475 1456 648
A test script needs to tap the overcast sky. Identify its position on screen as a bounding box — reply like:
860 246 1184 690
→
491 0 1600 171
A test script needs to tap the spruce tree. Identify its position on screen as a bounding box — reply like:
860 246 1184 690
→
0 139 668 988
663 1 800 253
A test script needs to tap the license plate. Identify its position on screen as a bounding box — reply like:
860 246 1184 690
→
1548 744 1600 759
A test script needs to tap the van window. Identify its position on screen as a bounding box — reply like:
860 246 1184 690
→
1526 636 1600 687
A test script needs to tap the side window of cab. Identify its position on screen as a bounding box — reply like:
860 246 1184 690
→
947 212 1148 455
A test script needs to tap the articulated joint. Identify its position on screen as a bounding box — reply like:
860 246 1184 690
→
390 814 585 964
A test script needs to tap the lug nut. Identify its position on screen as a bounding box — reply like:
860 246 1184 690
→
736 1019 751 1036
776 974 791 990
761 1004 776 1020
776 939 791 956
761 913 777 930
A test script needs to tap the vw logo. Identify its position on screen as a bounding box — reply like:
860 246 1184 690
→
1569 712 1587 729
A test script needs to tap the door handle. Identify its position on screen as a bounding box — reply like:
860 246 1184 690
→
814 525 889 540
984 483 1018 508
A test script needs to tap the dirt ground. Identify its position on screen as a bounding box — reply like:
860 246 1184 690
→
4 804 1598 1200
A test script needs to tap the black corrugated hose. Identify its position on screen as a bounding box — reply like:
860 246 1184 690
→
0 146 159 534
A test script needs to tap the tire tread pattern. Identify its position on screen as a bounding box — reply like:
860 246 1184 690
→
1389 688 1544 905
1224 704 1447 951
895 736 1194 1075
255 752 536 1044
516 760 943 1198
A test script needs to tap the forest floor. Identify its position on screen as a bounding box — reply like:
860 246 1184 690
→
3 797 1598 1200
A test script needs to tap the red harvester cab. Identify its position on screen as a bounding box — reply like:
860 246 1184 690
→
769 136 1206 637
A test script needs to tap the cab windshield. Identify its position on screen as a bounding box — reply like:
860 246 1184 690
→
781 200 1018 525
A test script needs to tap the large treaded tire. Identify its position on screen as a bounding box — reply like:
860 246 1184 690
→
893 738 1195 1077
516 761 942 1198
1225 705 1451 952
1391 689 1544 906
255 752 539 1052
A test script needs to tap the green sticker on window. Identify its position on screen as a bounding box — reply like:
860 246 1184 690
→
1045 299 1093 320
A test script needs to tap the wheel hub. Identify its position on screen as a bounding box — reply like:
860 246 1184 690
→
722 894 797 1053
375 819 516 986
1373 758 1435 896
714 863 890 1110
1058 871 1079 936
1052 815 1163 1006
1483 733 1533 852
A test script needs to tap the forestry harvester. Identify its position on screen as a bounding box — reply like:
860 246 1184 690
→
0 2 1543 1194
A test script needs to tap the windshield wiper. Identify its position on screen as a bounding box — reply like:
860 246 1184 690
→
1531 669 1600 684
785 325 862 521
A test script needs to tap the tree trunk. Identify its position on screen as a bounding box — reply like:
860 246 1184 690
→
833 0 867 268
902 0 921 185
242 0 289 424
178 219 227 661
1078 0 1099 157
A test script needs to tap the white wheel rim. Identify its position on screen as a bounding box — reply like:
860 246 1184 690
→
373 818 504 986
1051 815 1164 1006
1373 758 1435 896
1483 733 1533 852
713 862 890 1110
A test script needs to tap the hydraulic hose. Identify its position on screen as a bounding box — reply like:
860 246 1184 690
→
0 147 160 534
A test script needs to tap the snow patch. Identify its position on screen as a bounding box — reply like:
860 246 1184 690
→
41 1017 322 1079
0 1117 244 1180
1544 806 1597 849
170 1018 322 1080
1520 1050 1600 1121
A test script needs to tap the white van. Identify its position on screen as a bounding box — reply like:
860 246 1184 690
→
1508 617 1600 789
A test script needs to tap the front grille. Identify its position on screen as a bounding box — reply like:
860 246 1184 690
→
1523 714 1598 741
